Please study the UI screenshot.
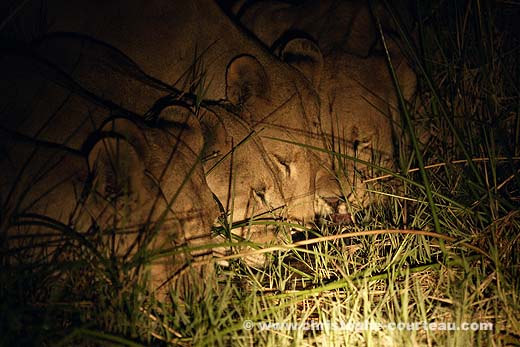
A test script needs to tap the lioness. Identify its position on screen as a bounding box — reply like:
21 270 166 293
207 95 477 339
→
227 0 418 209
1 110 219 293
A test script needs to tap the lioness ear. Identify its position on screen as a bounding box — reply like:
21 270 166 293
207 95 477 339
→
156 105 204 153
278 37 323 86
226 55 270 106
88 136 145 200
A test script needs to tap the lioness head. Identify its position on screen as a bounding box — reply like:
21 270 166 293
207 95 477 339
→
228 1 418 213
277 37 417 212
1 112 219 295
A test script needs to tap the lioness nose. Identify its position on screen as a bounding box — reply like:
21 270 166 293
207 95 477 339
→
316 197 352 225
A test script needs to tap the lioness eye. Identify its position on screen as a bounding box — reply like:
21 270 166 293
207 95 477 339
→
274 155 291 177
253 188 265 200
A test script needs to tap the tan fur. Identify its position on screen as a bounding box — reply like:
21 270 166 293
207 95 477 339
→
231 0 418 208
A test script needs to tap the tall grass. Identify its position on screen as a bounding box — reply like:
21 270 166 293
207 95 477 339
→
1 0 519 346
